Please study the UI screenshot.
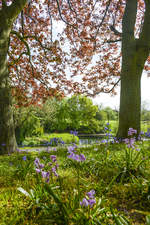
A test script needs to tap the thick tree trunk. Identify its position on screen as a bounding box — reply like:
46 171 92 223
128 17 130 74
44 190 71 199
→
0 1 28 154
116 0 150 139
117 68 142 138
0 27 17 154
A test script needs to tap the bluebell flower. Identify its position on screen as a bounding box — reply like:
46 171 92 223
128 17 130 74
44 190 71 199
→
50 155 57 163
86 190 95 199
80 189 96 208
70 130 78 136
128 128 137 136
22 156 27 161
88 199 96 207
80 198 89 207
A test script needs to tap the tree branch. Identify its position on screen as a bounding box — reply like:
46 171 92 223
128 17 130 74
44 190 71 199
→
21 11 24 37
93 0 111 51
106 38 122 43
110 25 122 37
7 0 27 20
90 78 121 96
55 0 75 27
138 0 150 49
103 78 121 93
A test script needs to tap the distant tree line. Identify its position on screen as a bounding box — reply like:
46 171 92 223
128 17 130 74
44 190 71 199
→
13 95 119 144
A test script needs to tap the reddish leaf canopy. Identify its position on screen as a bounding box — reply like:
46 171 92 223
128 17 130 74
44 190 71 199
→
1 0 148 105
49 0 148 96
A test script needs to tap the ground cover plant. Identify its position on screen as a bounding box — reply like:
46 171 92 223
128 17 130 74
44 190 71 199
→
1 126 150 224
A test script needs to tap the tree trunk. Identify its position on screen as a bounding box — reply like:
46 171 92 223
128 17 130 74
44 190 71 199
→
117 39 149 138
0 1 28 154
116 0 150 139
117 67 142 138
0 26 17 154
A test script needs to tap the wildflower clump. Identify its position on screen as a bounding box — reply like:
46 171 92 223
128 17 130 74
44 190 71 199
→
67 145 86 162
34 155 59 183
80 190 96 208
124 128 140 151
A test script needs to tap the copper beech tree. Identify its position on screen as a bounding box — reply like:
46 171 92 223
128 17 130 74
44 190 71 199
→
50 0 150 138
0 0 82 154
0 0 150 154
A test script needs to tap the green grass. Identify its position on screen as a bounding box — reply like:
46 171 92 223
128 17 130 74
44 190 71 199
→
1 139 150 224
141 121 150 132
22 133 79 146
106 120 150 135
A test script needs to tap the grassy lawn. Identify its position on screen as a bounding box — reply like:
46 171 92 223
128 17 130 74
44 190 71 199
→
108 120 150 135
21 133 79 147
1 136 150 224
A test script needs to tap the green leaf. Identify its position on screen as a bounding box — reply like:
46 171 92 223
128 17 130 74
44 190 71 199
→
118 215 131 225
17 187 31 198
146 215 150 225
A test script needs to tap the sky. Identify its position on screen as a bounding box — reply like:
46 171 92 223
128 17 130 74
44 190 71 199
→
92 75 150 110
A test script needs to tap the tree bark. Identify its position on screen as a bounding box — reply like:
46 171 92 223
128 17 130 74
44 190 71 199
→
117 63 142 138
0 25 17 154
117 0 150 138
0 0 27 154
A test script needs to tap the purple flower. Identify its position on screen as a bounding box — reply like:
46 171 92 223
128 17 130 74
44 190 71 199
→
128 128 137 136
41 171 47 178
50 155 57 163
55 163 59 169
39 163 45 169
22 156 27 161
41 171 49 179
68 153 80 161
36 168 41 173
124 137 136 149
124 138 129 144
34 158 40 167
79 154 86 161
70 130 78 136
46 178 49 183
68 152 76 160
88 199 96 207
1 143 6 146
53 171 59 177
80 198 89 207
86 190 95 199
67 146 76 154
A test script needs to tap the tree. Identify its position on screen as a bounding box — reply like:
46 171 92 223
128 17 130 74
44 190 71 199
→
67 95 98 132
103 107 118 121
0 0 27 154
35 98 60 133
0 0 79 154
13 105 43 145
49 0 150 138
1 1 150 154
